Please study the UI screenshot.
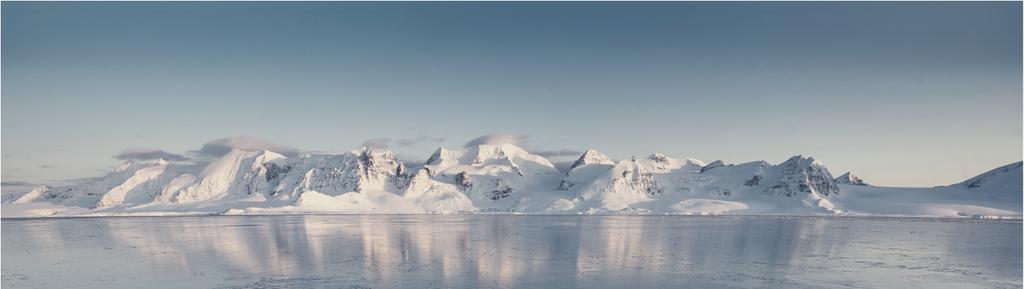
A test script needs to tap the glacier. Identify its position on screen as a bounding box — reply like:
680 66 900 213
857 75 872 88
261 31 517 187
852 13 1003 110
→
2 144 1020 218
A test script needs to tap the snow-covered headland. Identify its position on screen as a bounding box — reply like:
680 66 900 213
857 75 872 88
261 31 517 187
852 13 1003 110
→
3 144 1020 219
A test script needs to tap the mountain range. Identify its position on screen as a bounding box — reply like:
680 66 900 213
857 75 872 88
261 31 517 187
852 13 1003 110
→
3 144 1020 218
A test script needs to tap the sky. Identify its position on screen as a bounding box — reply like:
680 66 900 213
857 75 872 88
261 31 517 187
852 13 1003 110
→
2 2 1021 187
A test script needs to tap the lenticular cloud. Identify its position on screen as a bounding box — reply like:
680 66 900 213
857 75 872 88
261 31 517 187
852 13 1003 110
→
463 133 528 148
195 136 299 157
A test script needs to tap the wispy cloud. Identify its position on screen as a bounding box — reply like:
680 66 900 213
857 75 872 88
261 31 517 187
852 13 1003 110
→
463 133 528 148
115 148 189 161
193 136 299 157
551 161 576 173
396 136 445 147
533 149 583 159
0 181 33 187
360 138 392 149
362 135 446 149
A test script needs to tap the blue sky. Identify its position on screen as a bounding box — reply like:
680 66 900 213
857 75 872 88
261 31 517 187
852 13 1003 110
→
2 2 1021 187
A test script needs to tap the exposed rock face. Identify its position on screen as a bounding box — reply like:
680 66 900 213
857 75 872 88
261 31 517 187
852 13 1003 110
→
394 163 412 190
559 149 615 191
641 153 704 172
648 153 671 164
455 171 472 192
402 168 434 194
570 149 614 171
352 147 403 191
274 147 405 199
700 160 725 173
616 162 662 196
744 174 762 186
762 156 839 197
557 180 576 191
263 163 291 182
835 172 868 186
425 146 461 166
13 143 1016 217
151 149 288 204
488 179 513 200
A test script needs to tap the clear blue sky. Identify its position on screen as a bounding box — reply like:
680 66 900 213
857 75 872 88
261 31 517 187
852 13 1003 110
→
2 2 1021 187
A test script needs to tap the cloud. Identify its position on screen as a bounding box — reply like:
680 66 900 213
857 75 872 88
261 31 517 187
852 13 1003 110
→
551 161 576 173
115 148 189 161
418 135 446 143
361 135 446 149
533 149 584 159
1 181 32 187
395 136 446 147
463 133 528 148
360 138 392 149
194 136 299 157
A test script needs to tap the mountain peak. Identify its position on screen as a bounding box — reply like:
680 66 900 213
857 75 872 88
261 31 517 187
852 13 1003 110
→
351 146 380 155
113 158 169 172
648 153 670 163
836 172 868 186
637 153 704 172
467 143 550 166
764 155 839 198
957 161 1023 189
8 144 1020 218
425 146 455 165
351 146 395 157
699 160 726 173
570 149 614 170
780 155 822 167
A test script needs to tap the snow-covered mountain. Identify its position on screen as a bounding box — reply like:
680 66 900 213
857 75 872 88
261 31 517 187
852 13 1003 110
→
835 172 868 186
956 162 1023 194
3 145 1020 218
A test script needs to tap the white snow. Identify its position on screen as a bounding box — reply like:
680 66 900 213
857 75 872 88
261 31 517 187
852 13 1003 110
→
11 186 49 204
835 172 867 185
1 202 89 218
2 144 1019 219
669 199 749 215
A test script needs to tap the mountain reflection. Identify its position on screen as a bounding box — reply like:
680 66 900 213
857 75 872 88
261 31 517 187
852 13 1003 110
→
2 216 1019 289
100 216 848 288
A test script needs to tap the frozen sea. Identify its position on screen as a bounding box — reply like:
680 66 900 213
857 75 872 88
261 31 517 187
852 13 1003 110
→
2 215 1021 289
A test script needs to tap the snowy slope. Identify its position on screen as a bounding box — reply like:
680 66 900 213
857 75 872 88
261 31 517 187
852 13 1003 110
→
2 145 1020 218
954 161 1022 202
837 161 1022 218
421 144 565 212
561 154 841 215
835 172 868 186
11 159 179 209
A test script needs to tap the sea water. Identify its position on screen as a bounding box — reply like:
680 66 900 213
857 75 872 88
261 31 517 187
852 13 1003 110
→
2 215 1020 289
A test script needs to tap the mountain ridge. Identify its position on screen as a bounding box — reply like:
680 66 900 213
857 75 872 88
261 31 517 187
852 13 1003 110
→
3 144 1020 218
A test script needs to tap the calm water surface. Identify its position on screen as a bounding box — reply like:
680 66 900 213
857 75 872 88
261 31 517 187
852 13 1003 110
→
2 215 1020 289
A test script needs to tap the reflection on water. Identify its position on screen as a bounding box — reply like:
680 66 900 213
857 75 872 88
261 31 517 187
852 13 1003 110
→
2 216 1021 289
